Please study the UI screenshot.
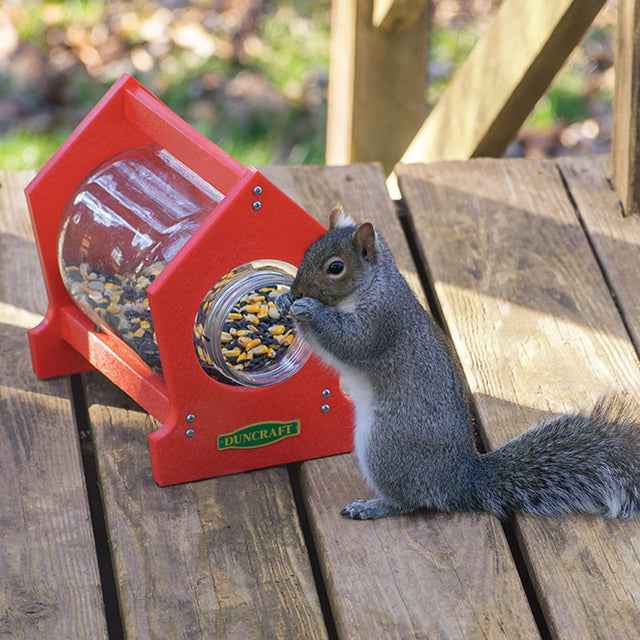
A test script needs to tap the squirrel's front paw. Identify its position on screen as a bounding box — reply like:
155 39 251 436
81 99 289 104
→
289 297 322 318
275 290 294 315
340 498 407 520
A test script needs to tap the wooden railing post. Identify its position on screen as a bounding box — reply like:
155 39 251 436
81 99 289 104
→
612 0 640 216
325 0 430 176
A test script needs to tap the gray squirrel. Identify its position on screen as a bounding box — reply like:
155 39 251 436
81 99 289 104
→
278 207 640 520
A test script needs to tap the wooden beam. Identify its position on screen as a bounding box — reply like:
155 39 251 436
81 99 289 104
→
326 0 429 175
398 0 606 167
612 0 640 216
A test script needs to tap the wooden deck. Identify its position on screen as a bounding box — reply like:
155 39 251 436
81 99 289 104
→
3 156 640 639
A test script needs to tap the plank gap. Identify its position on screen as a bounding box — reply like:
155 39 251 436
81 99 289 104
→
70 374 125 640
555 162 640 358
287 462 340 640
500 517 553 640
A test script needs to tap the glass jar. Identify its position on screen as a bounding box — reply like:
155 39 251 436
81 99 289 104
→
193 261 310 387
58 145 224 370
57 145 309 387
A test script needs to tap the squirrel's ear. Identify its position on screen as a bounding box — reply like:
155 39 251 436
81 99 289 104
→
329 205 356 229
352 222 376 261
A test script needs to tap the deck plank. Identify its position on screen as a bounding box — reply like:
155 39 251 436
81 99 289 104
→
83 372 328 639
0 172 108 640
557 155 640 349
397 157 640 638
262 164 540 639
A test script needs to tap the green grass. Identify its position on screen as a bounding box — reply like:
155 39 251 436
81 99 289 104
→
0 128 72 171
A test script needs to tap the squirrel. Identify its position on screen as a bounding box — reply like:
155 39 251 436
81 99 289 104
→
277 207 640 520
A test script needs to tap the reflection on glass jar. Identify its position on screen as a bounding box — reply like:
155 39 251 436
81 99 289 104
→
57 145 224 370
194 262 310 387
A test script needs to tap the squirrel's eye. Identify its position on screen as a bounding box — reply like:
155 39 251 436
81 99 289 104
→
326 259 345 276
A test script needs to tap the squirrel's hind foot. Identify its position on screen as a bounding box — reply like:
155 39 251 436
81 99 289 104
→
340 498 409 520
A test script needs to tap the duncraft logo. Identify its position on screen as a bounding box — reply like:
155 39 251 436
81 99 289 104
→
217 420 301 450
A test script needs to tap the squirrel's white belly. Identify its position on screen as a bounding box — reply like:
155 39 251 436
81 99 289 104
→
337 366 375 490
297 332 376 487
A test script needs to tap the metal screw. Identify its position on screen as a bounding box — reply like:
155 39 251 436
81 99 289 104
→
252 201 262 211
186 414 195 423
253 185 263 196
322 389 331 398
186 428 195 438
321 404 330 413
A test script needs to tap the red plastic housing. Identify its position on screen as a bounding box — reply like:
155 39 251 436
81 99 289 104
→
26 74 354 486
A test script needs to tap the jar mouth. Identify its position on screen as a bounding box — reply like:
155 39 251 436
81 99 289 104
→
194 261 310 387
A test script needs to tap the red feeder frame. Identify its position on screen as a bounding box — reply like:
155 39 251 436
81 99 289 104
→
26 74 353 486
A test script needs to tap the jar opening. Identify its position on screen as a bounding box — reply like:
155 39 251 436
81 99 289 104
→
194 261 309 387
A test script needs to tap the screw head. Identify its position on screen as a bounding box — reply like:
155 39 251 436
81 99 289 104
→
252 201 262 211
322 389 331 398
253 185 263 196
186 414 195 423
186 428 195 438
321 404 330 413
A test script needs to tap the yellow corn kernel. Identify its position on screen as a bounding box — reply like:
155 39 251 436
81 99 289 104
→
140 320 151 330
238 336 252 348
257 304 269 319
220 331 233 343
226 312 242 321
244 313 260 325
133 328 145 338
222 346 242 358
242 303 261 314
245 338 261 351
268 324 285 335
250 344 269 356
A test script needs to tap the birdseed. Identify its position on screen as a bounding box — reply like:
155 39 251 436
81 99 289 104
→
61 262 298 381
61 261 163 370
193 281 297 377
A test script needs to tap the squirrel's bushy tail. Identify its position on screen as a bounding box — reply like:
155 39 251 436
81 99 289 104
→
478 395 640 518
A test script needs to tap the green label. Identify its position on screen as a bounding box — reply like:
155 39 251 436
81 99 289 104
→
217 420 301 450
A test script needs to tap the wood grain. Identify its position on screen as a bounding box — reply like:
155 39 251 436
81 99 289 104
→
0 172 108 639
83 371 328 640
262 164 540 639
558 155 640 348
397 157 640 638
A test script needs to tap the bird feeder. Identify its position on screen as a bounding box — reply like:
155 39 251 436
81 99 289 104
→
26 74 353 486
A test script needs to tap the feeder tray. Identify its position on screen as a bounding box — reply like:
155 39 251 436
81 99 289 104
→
26 74 353 486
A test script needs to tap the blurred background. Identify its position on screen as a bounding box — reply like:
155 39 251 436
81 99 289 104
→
0 0 616 171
